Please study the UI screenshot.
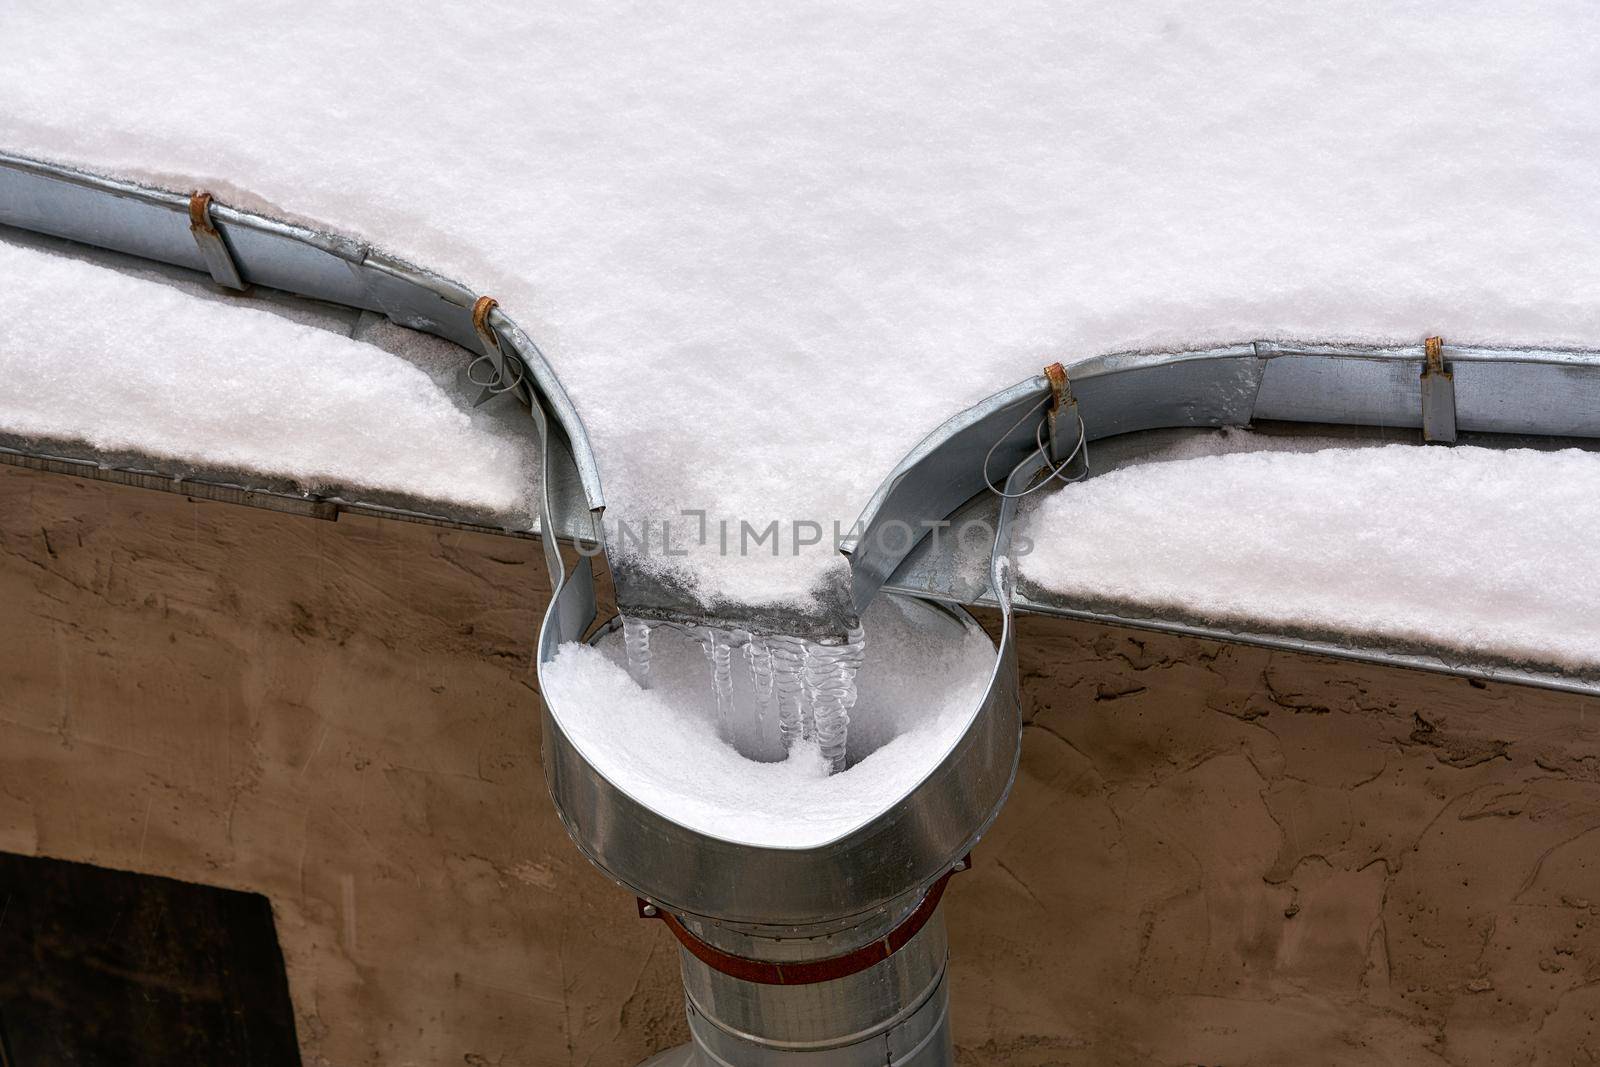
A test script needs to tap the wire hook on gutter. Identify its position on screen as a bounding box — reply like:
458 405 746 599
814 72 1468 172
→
467 295 527 405
981 362 1090 499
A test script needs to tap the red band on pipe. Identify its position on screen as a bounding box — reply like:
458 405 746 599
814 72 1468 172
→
639 860 964 986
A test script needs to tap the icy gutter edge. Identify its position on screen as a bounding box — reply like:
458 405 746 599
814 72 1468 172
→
0 149 605 540
0 438 556 544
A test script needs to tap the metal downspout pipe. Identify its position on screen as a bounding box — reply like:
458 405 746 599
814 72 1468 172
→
534 447 1035 1063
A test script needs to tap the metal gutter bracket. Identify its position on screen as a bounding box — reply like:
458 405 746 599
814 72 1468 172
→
1044 361 1080 464
468 295 527 407
1420 335 1458 443
187 192 247 291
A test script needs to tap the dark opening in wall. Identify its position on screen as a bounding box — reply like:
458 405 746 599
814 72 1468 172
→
0 851 300 1066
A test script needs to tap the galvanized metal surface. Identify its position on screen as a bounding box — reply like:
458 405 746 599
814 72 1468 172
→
1419 336 1458 443
186 192 246 290
679 914 951 1066
10 148 1600 675
0 150 605 532
608 564 861 645
0 444 548 541
664 880 927 965
1251 339 1600 434
883 423 1600 698
531 386 1022 1064
843 376 1050 618
536 592 1020 930
535 447 1026 940
851 341 1600 622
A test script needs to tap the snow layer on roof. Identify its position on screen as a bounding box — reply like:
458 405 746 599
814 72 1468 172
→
1018 443 1600 671
3 2 1598 611
0 239 537 519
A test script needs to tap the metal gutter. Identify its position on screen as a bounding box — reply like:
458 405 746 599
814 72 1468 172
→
532 434 1031 1067
876 421 1600 698
7 149 1600 691
0 150 605 541
853 341 1600 601
0 443 567 544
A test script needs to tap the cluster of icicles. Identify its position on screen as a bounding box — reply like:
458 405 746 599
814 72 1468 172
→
622 618 866 773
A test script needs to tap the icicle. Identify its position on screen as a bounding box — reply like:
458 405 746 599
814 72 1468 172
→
802 625 866 773
739 631 758 692
632 619 863 767
769 635 808 751
708 629 735 739
622 616 655 689
741 632 774 729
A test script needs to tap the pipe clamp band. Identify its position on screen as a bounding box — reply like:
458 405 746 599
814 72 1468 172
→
641 859 965 986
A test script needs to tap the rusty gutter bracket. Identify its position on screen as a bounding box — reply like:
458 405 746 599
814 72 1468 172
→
1043 361 1080 464
1420 336 1458 443
187 192 247 291
468 296 529 407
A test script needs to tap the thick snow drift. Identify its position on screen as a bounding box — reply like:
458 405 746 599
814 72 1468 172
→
3 2 1599 611
0 239 537 519
1019 442 1600 671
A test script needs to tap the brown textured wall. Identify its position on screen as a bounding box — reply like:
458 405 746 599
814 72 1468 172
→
0 465 683 1066
956 617 1600 1065
3 463 1598 1065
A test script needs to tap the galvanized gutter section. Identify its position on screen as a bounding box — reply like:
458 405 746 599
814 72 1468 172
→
534 449 1031 1067
0 150 605 546
852 340 1600 616
884 482 1600 698
6 149 1600 690
0 441 573 544
863 348 1600 697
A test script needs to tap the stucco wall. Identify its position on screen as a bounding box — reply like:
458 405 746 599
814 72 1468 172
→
956 615 1600 1065
2 463 1597 1065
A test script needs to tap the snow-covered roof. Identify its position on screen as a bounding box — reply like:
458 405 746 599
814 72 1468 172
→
0 236 539 529
1019 432 1600 673
5 2 1597 615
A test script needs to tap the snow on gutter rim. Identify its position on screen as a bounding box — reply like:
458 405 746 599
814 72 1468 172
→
0 149 605 544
